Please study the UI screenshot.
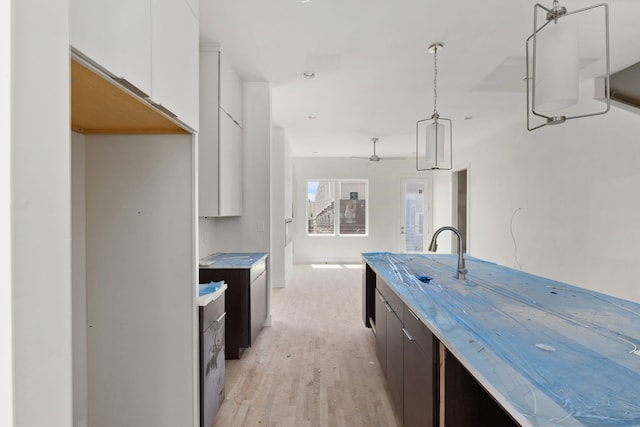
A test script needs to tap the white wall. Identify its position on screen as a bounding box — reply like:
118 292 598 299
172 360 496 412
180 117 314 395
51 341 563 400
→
270 126 286 288
13 1 73 426
85 134 196 427
1 0 12 424
284 134 294 283
293 157 434 263
71 133 88 427
456 106 640 303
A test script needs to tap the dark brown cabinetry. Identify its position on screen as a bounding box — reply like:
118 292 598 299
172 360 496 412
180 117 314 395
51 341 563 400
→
444 350 518 427
403 306 438 427
374 288 387 376
365 262 518 427
378 277 405 423
199 256 268 359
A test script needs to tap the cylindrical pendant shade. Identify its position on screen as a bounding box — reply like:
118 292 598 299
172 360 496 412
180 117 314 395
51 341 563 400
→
426 121 444 163
534 19 579 112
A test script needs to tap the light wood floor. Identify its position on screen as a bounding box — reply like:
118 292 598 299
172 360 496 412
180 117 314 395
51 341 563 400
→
212 264 402 427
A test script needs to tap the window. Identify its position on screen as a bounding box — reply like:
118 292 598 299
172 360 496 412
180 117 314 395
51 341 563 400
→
307 180 368 236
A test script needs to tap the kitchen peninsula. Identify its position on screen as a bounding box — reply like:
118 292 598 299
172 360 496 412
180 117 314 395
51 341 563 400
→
199 252 268 359
363 252 640 427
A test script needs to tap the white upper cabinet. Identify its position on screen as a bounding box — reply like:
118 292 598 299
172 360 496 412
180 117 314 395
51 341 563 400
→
219 55 243 126
199 50 221 217
184 0 198 18
199 49 244 217
70 0 152 96
151 0 199 130
218 110 243 216
70 0 199 131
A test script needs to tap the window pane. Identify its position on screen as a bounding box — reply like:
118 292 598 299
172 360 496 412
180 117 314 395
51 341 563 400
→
307 181 335 234
339 181 367 235
404 182 424 252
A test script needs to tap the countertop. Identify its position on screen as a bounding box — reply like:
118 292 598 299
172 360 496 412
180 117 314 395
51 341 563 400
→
199 252 268 269
363 252 640 427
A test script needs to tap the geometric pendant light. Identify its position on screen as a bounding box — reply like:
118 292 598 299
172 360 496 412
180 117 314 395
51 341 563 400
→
526 1 610 131
416 43 452 170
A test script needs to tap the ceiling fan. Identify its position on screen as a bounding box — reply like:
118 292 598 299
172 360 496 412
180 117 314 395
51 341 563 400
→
352 138 405 162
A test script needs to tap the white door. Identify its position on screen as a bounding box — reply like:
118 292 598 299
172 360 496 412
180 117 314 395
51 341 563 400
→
399 178 432 252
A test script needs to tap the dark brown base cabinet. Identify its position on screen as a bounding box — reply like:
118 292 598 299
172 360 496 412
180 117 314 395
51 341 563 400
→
365 266 516 427
403 306 438 427
374 276 436 426
199 258 268 359
445 351 519 427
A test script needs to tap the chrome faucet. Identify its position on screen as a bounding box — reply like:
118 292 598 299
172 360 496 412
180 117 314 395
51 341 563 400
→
428 226 467 280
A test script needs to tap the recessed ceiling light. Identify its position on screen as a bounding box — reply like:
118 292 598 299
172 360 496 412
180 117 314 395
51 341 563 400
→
308 115 317 119
298 0 311 3
301 71 317 79
464 116 473 120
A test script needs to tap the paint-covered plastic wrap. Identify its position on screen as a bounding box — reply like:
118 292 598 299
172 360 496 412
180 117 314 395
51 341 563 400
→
363 252 640 427
199 252 268 269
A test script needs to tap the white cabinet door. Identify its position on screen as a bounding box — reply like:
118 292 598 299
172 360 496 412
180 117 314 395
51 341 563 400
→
184 0 198 18
198 50 220 217
151 0 199 130
218 110 243 217
70 0 152 96
219 54 244 126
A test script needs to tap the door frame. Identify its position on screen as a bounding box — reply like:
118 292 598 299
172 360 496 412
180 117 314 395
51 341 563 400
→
451 167 469 253
397 176 433 253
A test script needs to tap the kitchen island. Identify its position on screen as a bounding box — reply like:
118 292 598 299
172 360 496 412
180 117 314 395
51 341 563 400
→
363 252 640 427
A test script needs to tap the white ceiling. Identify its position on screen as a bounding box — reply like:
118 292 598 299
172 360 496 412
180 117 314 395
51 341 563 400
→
199 0 640 158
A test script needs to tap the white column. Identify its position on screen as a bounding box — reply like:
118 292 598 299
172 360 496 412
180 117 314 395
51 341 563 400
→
1 0 13 425
12 0 73 425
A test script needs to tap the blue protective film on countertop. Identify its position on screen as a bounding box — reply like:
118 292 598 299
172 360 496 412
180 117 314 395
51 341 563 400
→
198 280 225 296
363 252 640 427
199 252 268 269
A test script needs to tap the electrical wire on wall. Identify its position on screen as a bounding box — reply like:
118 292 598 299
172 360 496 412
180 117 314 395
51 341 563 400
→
510 207 523 270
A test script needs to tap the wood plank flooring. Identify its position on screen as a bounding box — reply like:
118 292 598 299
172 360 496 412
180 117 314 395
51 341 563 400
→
212 264 401 427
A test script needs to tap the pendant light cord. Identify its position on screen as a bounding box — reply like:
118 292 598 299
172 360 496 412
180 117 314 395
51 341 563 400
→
433 47 438 117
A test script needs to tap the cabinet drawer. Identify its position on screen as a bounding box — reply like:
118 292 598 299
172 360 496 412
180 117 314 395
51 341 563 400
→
376 276 404 323
403 305 433 356
200 294 225 333
250 259 267 284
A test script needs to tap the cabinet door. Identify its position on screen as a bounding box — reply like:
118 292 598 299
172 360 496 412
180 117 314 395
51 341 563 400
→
70 0 151 96
374 288 387 376
403 330 436 427
387 310 404 424
198 50 220 217
219 54 243 126
218 111 243 216
249 268 267 346
151 0 199 130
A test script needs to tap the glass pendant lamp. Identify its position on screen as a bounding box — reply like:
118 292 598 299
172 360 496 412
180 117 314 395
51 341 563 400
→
416 43 452 171
526 0 610 130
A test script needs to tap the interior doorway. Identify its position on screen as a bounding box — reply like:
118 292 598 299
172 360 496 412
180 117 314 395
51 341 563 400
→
452 169 468 253
399 178 432 253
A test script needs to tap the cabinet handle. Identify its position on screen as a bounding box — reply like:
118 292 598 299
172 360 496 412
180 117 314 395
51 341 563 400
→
408 308 420 322
378 293 386 303
402 327 415 341
112 76 150 98
385 302 393 313
214 312 226 323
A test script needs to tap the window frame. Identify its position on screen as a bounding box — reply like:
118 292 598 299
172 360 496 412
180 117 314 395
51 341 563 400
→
306 179 369 237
